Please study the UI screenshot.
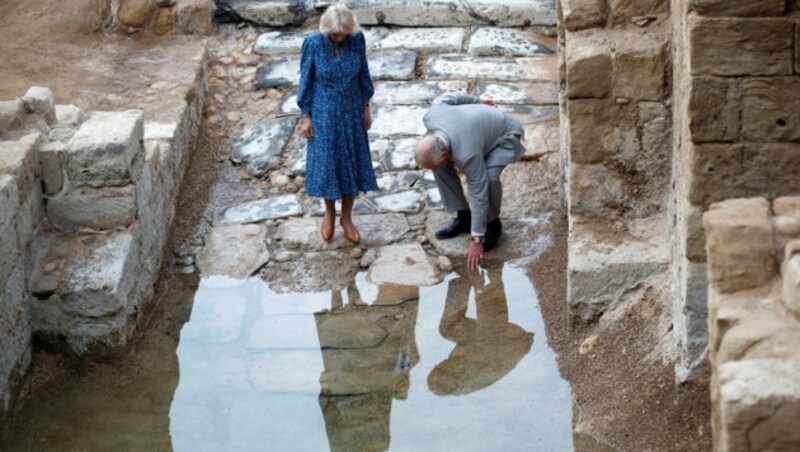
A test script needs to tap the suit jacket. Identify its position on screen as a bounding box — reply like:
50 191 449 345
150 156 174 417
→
422 93 526 235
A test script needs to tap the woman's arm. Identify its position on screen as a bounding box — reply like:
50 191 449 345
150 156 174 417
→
297 36 315 116
356 31 374 107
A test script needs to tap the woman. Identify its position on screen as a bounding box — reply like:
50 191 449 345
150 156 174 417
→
297 3 377 244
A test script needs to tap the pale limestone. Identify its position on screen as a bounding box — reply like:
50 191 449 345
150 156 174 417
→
372 81 468 105
46 186 136 232
368 243 442 287
221 195 303 224
426 55 557 82
369 106 427 137
196 224 270 278
477 82 558 105
371 28 463 53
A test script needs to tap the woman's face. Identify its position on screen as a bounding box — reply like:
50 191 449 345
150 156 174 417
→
329 32 346 45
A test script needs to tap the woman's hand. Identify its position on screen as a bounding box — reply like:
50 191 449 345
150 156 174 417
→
300 115 313 139
364 106 372 131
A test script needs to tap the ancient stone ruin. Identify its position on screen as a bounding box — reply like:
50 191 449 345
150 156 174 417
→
1 0 799 449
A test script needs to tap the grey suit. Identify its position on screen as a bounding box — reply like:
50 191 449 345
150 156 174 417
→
423 93 526 236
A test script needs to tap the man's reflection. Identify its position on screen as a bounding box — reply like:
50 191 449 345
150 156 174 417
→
428 264 534 395
315 281 420 452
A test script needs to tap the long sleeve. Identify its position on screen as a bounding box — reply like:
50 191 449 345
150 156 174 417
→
297 36 315 115
436 93 481 106
356 32 374 105
460 152 490 236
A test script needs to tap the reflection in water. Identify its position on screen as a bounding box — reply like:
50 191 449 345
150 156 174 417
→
2 262 574 451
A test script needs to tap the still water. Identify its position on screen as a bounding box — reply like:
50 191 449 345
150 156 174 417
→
4 262 574 451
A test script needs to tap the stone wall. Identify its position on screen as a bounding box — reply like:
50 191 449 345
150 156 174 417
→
114 0 214 34
560 0 672 321
671 0 800 381
704 197 800 451
0 65 204 422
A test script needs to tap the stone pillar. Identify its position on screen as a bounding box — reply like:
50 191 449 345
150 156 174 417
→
560 0 672 321
672 0 800 381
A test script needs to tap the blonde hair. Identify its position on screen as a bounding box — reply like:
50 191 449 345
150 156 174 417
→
319 3 360 35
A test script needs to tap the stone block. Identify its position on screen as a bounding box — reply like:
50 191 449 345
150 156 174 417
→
613 38 665 101
17 183 44 253
742 143 800 200
368 243 442 287
568 164 625 216
688 143 747 206
175 0 213 35
347 0 556 27
22 86 56 125
688 0 786 17
477 82 558 105
230 117 297 176
0 175 20 288
153 7 175 34
689 76 740 142
39 141 65 196
689 18 793 76
47 185 136 232
0 99 25 133
66 110 144 188
568 228 671 320
608 0 668 23
683 204 707 262
567 99 617 164
718 360 800 452
425 55 557 83
673 259 709 382
467 28 554 57
253 30 310 56
783 241 800 313
196 224 269 278
566 36 612 99
217 0 308 26
0 133 41 197
118 0 155 27
370 105 427 137
562 0 606 31
374 28 464 53
741 77 800 142
220 194 303 224
703 197 778 293
372 81 468 105
55 104 83 128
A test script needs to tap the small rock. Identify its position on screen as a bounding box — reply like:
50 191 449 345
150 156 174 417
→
360 248 378 268
415 235 428 244
270 173 289 187
219 56 234 65
43 263 56 273
226 111 242 123
394 314 405 320
213 93 225 104
211 64 227 78
178 265 196 275
775 216 800 236
266 88 283 100
412 224 426 231
615 98 631 105
437 256 452 273
350 247 364 259
632 16 656 27
34 274 59 294
175 255 196 266
208 115 221 124
579 334 599 355
274 250 300 263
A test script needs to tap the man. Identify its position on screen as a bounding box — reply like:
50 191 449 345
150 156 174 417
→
414 93 526 269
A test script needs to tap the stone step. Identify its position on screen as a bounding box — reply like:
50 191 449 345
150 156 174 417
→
425 55 558 82
216 0 556 27
30 232 139 355
567 219 671 321
467 28 555 57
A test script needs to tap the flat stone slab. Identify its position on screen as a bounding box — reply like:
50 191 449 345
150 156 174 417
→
383 137 417 171
276 213 410 249
367 243 442 286
280 92 299 114
255 56 301 88
369 189 424 213
261 251 359 293
426 55 558 82
197 224 270 278
371 28 464 53
220 194 303 224
478 82 558 105
501 105 559 126
372 81 468 105
348 0 557 27
370 106 427 137
216 0 308 26
376 171 420 191
468 28 555 57
255 51 416 88
231 117 298 176
367 50 417 81
254 30 311 56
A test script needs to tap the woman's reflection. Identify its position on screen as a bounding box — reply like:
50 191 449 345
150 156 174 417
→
428 263 534 395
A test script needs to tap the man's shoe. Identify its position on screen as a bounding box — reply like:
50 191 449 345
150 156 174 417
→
435 210 471 239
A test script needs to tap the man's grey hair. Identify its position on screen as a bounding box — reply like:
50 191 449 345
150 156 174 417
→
414 135 445 168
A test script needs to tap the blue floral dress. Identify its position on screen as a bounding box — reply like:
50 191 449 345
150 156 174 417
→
297 31 378 200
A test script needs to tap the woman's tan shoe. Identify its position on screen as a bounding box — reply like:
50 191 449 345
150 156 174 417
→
342 224 360 245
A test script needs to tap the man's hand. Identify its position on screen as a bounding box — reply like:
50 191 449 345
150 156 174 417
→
300 115 313 139
481 98 497 107
467 240 484 270
364 106 372 131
